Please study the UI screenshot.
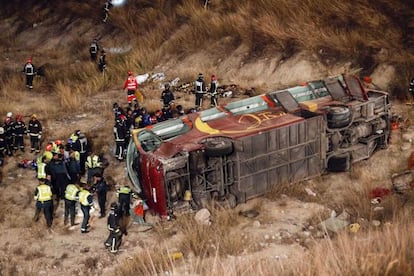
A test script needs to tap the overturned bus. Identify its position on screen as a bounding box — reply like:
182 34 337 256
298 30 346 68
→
126 74 391 218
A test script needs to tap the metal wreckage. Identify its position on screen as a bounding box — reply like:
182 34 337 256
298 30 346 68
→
126 74 391 219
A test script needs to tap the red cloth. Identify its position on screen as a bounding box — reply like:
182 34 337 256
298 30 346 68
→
369 187 391 199
134 204 144 216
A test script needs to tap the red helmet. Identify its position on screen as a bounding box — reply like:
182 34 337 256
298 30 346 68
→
128 71 133 76
16 114 22 122
211 74 217 80
27 58 32 63
119 114 127 121
55 139 62 146
46 144 53 151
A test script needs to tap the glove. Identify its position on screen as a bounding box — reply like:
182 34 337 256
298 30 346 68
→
38 135 42 139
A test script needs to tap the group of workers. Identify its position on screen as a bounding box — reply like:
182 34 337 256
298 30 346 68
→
0 112 42 162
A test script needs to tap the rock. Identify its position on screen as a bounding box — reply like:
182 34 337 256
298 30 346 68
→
319 216 350 233
264 234 270 240
194 208 211 225
298 231 311 239
80 247 90 253
239 209 260 218
372 220 381 227
337 211 350 220
373 206 384 212
305 188 317 196
252 220 261 228
330 210 337 218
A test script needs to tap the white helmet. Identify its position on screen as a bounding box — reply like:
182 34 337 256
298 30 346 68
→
6 112 12 118
0 127 4 135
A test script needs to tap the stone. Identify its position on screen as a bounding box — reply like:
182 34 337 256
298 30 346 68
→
252 220 261 228
319 216 349 233
194 208 211 225
372 220 381 227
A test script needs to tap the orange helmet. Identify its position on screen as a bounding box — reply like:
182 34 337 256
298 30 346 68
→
128 70 133 76
55 139 62 146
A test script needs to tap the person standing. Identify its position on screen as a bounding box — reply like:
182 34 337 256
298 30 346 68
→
123 71 138 107
85 151 102 184
98 49 106 73
114 115 127 161
28 114 42 153
194 73 206 109
160 83 175 108
23 58 36 89
93 173 108 218
89 39 99 61
37 156 48 180
131 199 152 227
116 184 134 218
105 202 122 254
209 74 219 107
0 127 5 159
71 130 88 175
67 151 80 183
64 182 80 226
48 152 70 214
103 0 113 23
33 179 54 228
3 113 14 156
13 114 27 152
78 184 94 233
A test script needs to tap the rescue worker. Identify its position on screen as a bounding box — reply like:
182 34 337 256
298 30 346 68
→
64 182 80 226
28 114 42 153
98 49 106 73
209 74 219 107
33 178 53 228
116 184 134 218
160 83 175 108
176 105 185 117
67 150 80 183
37 156 48 180
194 73 207 109
13 114 27 152
78 183 94 233
409 78 414 103
85 151 102 184
89 38 99 61
23 58 36 89
103 0 113 23
93 173 108 218
4 113 15 156
138 108 152 128
70 130 88 175
105 202 122 253
48 152 70 214
114 115 127 161
123 71 138 107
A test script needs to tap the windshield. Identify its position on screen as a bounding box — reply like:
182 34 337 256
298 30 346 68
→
137 129 163 152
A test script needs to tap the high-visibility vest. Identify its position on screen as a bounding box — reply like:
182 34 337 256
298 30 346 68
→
37 162 47 179
86 155 101 168
65 184 79 201
78 189 91 206
73 151 80 162
70 134 79 143
118 186 131 195
126 77 138 90
36 184 52 201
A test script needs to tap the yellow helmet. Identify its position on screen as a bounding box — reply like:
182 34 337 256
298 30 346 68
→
31 114 37 119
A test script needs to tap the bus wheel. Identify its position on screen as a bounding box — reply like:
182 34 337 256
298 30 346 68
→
326 105 351 129
204 139 233 157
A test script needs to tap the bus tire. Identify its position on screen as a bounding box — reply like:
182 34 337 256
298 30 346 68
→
327 106 351 129
204 139 233 157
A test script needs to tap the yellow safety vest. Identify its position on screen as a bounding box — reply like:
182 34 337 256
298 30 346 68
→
86 155 101 169
78 189 91 206
118 186 131 195
36 184 52 202
70 134 79 143
65 184 79 201
37 162 47 179
74 151 80 162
